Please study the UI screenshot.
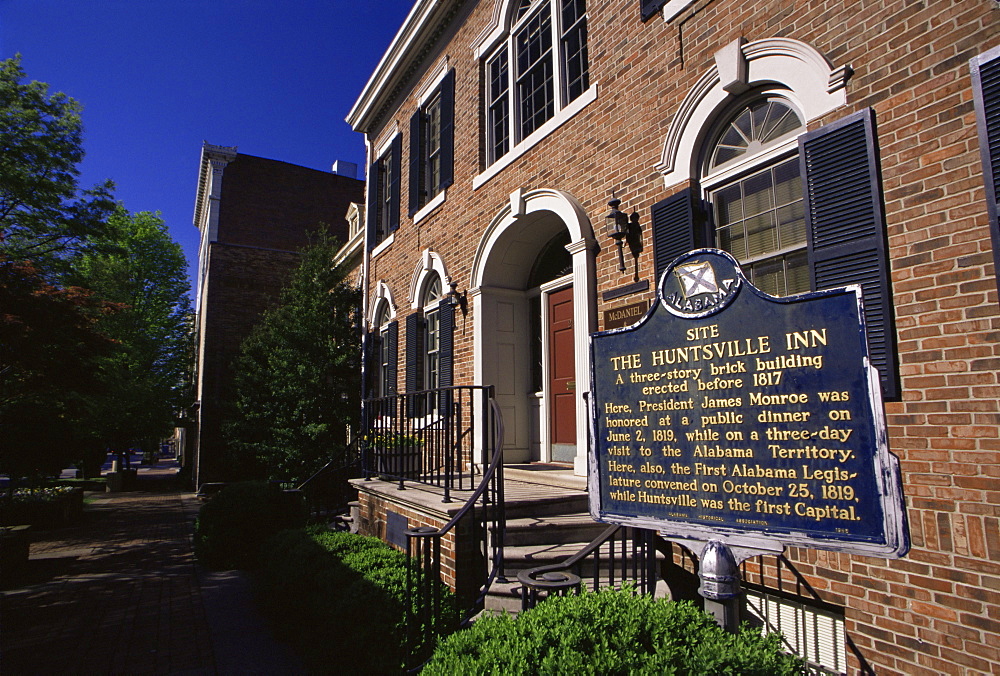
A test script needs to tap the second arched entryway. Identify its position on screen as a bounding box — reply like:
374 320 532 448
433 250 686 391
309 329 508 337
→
470 188 596 475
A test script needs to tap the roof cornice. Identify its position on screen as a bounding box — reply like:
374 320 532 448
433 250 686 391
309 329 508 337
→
193 142 237 230
346 0 464 135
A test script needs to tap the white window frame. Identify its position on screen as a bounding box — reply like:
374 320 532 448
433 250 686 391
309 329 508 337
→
473 0 597 189
700 94 809 296
658 37 849 191
413 61 453 223
420 274 443 394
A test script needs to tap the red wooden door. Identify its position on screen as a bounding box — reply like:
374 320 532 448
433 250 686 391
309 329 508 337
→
548 287 576 458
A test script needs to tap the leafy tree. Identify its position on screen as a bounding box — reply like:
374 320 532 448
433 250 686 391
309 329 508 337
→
0 255 117 482
0 55 115 272
0 55 118 483
70 206 193 467
226 231 361 483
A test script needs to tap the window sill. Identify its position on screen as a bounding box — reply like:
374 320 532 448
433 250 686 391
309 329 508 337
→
371 233 395 258
412 189 447 225
659 0 697 21
473 85 598 190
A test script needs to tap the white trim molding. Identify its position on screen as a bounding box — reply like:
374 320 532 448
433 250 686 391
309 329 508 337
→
415 56 451 106
471 188 595 288
409 249 451 309
471 188 597 475
657 37 850 189
368 280 398 328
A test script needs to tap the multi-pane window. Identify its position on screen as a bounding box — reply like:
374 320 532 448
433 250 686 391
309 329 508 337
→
705 99 806 296
377 157 394 242
422 94 442 200
484 0 589 165
561 0 588 102
409 71 454 216
422 275 442 393
651 104 898 398
375 304 393 398
487 50 511 162
367 136 401 249
516 6 554 138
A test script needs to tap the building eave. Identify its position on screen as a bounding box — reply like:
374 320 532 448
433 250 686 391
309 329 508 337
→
346 0 463 135
192 142 237 231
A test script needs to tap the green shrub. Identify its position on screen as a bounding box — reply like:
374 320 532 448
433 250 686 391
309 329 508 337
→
256 528 458 675
0 486 84 528
193 481 306 570
423 587 802 675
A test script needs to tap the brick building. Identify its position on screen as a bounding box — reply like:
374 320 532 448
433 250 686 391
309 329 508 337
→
190 143 363 488
345 1 1000 672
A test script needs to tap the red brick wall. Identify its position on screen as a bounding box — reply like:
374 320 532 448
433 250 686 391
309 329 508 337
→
218 154 361 251
353 484 482 603
195 155 363 484
196 245 302 483
360 1 1000 672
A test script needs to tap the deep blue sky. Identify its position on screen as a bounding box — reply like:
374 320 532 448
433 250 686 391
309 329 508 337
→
1 0 417 289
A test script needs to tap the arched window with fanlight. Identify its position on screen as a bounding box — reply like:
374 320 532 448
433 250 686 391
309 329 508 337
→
651 96 899 398
364 299 397 402
405 272 454 415
705 98 808 297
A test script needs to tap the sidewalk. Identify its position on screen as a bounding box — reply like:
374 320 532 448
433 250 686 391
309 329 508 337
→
0 463 306 675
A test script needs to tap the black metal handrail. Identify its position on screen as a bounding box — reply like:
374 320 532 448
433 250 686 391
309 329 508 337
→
362 386 490 501
517 524 661 610
296 436 363 522
403 394 506 670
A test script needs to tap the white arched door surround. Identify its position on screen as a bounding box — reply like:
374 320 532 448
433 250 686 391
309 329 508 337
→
408 249 452 309
657 37 850 189
368 280 398 327
470 188 596 476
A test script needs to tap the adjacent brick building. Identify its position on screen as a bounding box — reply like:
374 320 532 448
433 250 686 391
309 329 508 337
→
190 143 363 488
346 1 1000 672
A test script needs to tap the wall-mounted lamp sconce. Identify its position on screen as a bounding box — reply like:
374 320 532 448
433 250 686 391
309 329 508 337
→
606 193 639 273
447 281 468 316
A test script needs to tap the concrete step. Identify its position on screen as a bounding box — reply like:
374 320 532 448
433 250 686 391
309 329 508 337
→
500 491 589 520
500 512 608 547
482 562 676 617
481 578 525 616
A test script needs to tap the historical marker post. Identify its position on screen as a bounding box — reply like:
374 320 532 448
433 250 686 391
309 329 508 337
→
588 249 908 627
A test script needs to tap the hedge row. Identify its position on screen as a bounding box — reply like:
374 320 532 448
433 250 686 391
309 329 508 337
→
194 483 799 674
256 527 458 674
424 587 803 675
193 481 307 570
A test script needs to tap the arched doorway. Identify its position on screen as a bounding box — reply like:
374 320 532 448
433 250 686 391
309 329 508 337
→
470 189 596 475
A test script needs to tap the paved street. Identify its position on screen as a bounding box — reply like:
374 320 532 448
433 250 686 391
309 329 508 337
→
1 463 305 675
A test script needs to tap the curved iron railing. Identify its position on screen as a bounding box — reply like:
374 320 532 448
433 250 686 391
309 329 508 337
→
296 436 363 522
362 386 488 501
403 395 506 670
517 524 662 611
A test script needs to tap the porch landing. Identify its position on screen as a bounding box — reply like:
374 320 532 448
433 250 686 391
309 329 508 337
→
349 463 588 522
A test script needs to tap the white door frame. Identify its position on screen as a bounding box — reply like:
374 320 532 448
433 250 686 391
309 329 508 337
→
470 188 596 476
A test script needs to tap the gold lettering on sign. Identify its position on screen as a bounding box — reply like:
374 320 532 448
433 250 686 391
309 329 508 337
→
600 318 868 532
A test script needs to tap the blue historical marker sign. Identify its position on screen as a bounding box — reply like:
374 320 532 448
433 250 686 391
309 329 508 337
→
589 249 908 557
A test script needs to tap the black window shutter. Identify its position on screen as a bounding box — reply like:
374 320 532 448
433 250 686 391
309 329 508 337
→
386 320 398 396
405 312 424 394
800 108 899 399
389 135 402 233
437 299 454 412
408 110 422 217
439 69 456 193
365 159 379 250
640 0 667 22
650 187 708 286
362 331 377 400
971 46 1000 297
